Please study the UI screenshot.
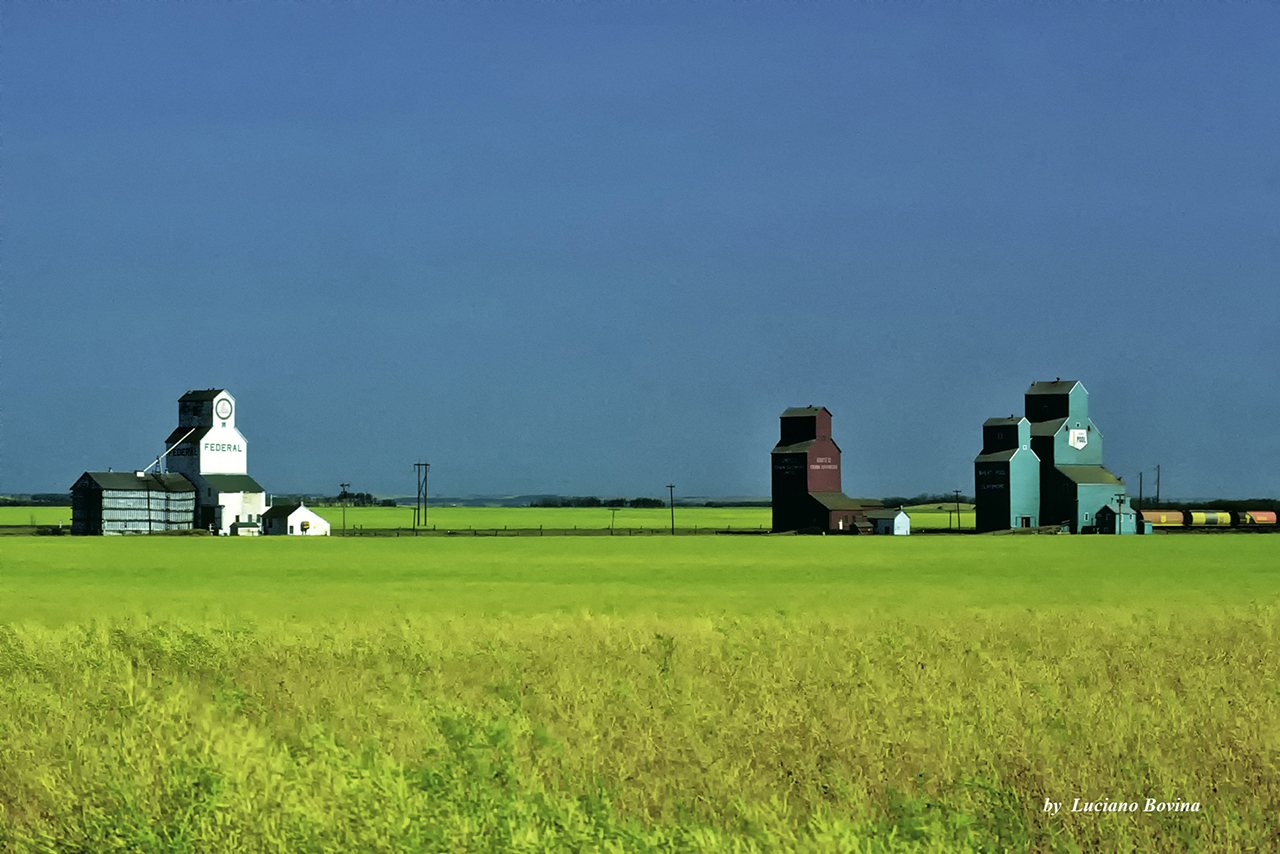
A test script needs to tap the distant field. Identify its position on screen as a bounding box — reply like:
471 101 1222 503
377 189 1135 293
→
2 536 1275 851
7 534 1261 624
0 503 976 533
892 502 976 530
0 505 72 527
310 503 775 532
314 503 974 531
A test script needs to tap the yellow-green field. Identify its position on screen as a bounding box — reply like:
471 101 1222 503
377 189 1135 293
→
1 536 1275 851
311 504 776 533
0 506 71 528
0 503 974 533
310 504 975 532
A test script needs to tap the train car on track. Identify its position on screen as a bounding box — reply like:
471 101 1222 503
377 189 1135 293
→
1141 510 1184 527
1140 509 1276 530
1187 510 1232 527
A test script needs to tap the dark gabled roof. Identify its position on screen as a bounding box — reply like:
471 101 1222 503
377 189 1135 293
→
1026 380 1083 395
165 425 211 445
261 503 301 519
772 439 843 454
781 406 828 418
1055 465 1124 486
983 416 1024 427
178 389 226 402
810 492 878 511
865 508 909 520
975 449 1019 462
72 472 195 493
198 474 265 493
1029 418 1066 437
1030 418 1100 438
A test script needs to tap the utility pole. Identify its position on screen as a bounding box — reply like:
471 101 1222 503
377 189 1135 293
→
666 484 676 535
610 507 619 530
413 463 420 529
1138 471 1143 512
953 489 962 532
413 461 430 529
340 482 350 536
1155 465 1161 507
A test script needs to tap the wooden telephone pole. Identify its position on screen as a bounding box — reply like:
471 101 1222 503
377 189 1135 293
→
413 461 430 529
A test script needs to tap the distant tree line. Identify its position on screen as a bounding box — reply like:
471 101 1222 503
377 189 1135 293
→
880 493 975 507
0 493 72 506
1133 497 1280 512
530 496 667 508
314 492 396 507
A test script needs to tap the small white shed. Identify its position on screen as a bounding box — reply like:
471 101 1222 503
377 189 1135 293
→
868 508 911 536
261 503 331 536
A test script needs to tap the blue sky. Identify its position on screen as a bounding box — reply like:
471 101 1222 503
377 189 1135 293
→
3 2 1278 499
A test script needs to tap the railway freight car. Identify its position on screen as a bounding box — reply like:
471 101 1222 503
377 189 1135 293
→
1187 510 1233 527
1141 510 1184 528
1140 509 1276 530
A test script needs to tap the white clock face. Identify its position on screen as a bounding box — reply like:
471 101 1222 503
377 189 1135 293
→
215 399 233 420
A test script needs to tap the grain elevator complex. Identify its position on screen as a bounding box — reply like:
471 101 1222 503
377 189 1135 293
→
66 380 1166 538
71 390 305 536
975 380 1136 534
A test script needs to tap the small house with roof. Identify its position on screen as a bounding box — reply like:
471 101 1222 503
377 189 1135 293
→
261 503 330 536
867 507 911 536
771 406 881 533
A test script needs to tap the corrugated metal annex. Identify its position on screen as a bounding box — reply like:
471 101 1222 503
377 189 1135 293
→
71 472 196 536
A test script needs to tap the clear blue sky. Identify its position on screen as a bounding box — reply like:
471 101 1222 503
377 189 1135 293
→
3 2 1277 499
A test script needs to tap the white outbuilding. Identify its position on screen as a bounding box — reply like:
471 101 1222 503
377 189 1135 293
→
261 504 331 536
867 508 911 536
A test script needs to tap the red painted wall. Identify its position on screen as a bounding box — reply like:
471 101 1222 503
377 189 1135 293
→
806 437 841 493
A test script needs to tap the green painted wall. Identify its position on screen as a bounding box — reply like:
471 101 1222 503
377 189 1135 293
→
974 418 1039 532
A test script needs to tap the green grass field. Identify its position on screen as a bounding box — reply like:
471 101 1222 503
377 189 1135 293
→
0 506 72 528
311 504 775 532
312 503 975 532
0 503 977 533
1 536 1275 851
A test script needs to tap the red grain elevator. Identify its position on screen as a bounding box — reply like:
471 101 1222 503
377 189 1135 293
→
771 406 880 533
